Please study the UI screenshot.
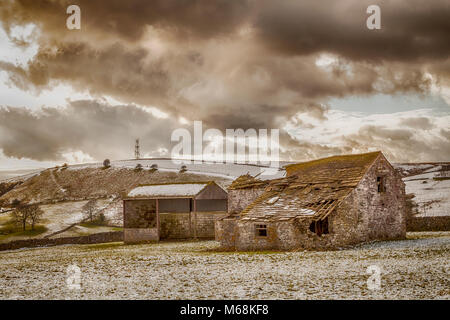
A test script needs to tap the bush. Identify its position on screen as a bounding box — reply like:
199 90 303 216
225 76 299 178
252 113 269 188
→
97 213 106 224
103 159 111 168
11 199 21 207
135 163 143 171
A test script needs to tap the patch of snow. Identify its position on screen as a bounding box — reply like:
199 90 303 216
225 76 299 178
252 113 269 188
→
266 196 279 205
299 208 315 215
127 183 208 198
404 173 450 217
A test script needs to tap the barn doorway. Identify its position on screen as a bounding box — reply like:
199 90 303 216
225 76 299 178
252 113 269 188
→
309 217 329 236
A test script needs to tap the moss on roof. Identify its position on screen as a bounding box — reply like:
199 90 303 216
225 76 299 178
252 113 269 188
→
228 174 270 190
285 151 382 176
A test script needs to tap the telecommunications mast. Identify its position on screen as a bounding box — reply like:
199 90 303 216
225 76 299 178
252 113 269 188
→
135 139 141 159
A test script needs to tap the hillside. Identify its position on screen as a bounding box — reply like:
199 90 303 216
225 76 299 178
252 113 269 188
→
0 166 232 205
396 163 450 218
0 158 285 204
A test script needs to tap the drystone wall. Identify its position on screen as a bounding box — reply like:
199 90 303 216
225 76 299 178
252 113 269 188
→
0 231 123 251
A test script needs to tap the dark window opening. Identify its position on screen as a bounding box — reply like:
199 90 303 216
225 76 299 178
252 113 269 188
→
195 199 228 212
309 217 329 236
255 224 267 237
377 176 386 193
158 198 190 213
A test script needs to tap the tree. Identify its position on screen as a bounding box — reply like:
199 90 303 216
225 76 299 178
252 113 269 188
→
12 203 44 231
27 204 44 231
82 199 97 222
13 205 29 231
11 199 21 208
103 159 111 168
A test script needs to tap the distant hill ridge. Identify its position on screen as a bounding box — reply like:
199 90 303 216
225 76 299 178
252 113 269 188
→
0 158 287 205
0 166 231 205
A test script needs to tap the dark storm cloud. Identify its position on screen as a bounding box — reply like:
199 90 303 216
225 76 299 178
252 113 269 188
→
0 101 182 161
20 42 172 106
254 0 450 62
0 0 251 42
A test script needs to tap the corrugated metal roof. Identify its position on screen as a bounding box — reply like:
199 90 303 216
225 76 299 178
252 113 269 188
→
127 182 209 198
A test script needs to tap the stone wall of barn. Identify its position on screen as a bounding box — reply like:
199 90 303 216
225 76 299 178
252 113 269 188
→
227 188 265 214
124 198 227 242
123 199 157 228
219 217 338 251
215 217 238 248
194 212 228 238
123 199 159 243
124 228 159 243
159 212 191 238
350 155 406 241
159 211 227 239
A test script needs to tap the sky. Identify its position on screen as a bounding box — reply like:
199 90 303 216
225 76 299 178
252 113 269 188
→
0 0 449 170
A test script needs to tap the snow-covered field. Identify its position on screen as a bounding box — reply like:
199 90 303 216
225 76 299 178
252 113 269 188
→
403 167 450 217
0 232 448 300
0 199 122 242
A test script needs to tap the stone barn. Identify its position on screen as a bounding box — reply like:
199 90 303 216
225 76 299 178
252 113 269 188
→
227 174 270 214
123 181 227 243
216 151 406 250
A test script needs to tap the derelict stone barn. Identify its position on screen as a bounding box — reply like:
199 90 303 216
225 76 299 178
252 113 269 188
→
216 151 406 250
123 181 228 243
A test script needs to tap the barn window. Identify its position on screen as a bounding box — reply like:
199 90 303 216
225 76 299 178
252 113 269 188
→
255 224 267 237
377 176 386 193
309 218 329 236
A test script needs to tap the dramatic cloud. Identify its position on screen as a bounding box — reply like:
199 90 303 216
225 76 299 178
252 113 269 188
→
0 0 449 163
0 100 182 161
254 0 450 61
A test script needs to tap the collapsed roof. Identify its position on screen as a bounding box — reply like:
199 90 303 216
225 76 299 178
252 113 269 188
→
227 174 270 190
239 151 384 222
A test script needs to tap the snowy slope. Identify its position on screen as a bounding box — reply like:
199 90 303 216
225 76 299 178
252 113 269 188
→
397 163 450 217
